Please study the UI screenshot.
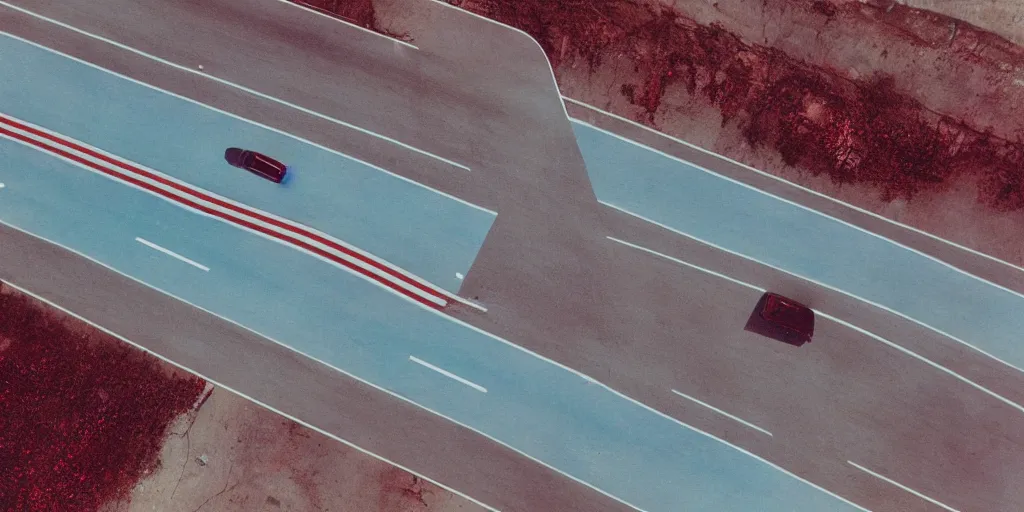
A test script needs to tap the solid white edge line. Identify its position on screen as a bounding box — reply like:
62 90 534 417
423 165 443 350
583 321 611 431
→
0 24 492 214
0 219 647 512
0 279 499 512
0 118 450 308
269 0 420 50
847 461 961 512
409 355 488 393
134 237 210 272
670 389 773 437
455 296 488 312
14 2 986 506
427 0 571 122
413 297 869 505
574 117 1024 305
606 236 763 293
0 4 465 171
0 130 446 310
818 310 1024 416
0 5 988 502
569 96 1024 284
606 228 1024 417
601 200 1024 378
3 217 871 511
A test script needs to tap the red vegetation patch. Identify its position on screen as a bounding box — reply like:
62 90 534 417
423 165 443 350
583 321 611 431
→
0 286 206 511
455 0 1024 210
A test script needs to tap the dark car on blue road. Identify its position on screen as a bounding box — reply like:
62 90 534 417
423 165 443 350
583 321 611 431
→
225 147 288 183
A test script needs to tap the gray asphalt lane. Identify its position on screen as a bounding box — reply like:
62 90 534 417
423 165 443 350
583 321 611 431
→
0 122 870 511
0 0 503 166
0 228 630 512
3 0 1019 510
572 119 1024 373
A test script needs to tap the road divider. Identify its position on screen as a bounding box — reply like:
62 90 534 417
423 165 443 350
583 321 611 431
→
0 112 469 311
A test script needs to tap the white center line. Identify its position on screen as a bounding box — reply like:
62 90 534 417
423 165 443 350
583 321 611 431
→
0 182 6 189
135 237 210 272
848 460 961 512
671 389 773 437
408 355 487 393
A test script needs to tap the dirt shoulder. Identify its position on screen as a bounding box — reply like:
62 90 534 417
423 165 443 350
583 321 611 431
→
108 388 484 512
895 0 1024 47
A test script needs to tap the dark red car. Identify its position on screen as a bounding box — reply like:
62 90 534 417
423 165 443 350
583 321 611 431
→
760 293 815 345
225 147 288 183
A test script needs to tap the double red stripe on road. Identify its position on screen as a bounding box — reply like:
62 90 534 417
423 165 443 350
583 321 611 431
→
0 113 453 310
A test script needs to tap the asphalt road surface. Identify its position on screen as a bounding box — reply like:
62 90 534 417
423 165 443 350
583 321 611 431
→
0 31 862 512
0 222 623 512
2 0 1023 510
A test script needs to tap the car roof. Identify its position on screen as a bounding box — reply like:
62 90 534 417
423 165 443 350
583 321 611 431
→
763 294 814 332
250 152 284 173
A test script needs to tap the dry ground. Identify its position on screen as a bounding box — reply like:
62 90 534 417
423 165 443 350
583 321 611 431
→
0 282 481 512
898 0 1024 46
104 388 485 512
550 0 1024 265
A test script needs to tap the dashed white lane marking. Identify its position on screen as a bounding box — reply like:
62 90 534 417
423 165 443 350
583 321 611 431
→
135 236 210 272
409 355 488 393
0 111 455 310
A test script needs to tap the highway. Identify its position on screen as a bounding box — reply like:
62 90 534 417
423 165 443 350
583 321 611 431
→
0 35 863 511
573 119 1024 374
0 34 496 294
2 0 1023 510
0 222 612 512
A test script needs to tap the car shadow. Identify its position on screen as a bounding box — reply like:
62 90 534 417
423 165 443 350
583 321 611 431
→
743 292 808 348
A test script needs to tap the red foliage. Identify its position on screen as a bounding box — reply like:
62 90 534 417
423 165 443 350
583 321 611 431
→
457 0 1024 210
0 286 206 511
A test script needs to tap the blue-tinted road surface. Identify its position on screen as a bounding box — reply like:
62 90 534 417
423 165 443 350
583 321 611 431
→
0 33 861 512
574 119 1024 372
0 33 495 293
